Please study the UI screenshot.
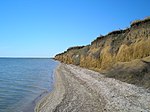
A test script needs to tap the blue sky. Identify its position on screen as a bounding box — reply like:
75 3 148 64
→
0 0 150 57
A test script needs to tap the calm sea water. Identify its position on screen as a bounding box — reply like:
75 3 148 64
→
0 58 58 112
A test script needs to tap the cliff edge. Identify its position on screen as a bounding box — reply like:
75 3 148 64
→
55 17 150 89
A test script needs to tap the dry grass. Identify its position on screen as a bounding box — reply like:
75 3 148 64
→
131 16 150 26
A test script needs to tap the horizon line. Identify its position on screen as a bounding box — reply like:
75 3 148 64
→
0 57 54 59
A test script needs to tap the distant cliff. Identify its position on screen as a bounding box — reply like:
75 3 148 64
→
55 17 150 88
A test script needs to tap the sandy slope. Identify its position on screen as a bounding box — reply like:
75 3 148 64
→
35 64 150 112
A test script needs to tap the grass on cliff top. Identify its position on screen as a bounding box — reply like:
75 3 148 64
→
131 16 150 26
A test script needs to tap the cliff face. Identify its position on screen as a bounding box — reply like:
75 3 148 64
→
55 17 150 71
55 17 150 88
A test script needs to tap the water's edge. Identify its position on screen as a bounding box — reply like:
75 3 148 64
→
23 90 49 112
0 58 59 112
33 63 59 112
34 63 150 112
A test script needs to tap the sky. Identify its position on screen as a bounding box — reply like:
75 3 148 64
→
0 0 150 58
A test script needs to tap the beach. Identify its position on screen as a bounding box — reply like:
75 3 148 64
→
35 63 150 112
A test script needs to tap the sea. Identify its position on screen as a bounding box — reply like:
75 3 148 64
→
0 58 58 112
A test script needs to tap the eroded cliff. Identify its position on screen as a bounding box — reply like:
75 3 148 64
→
55 17 150 88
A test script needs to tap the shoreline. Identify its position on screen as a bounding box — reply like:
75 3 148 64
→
35 64 65 112
23 90 49 112
35 63 150 112
23 61 57 112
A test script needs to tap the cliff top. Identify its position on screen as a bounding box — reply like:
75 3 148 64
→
131 16 150 27
91 17 150 45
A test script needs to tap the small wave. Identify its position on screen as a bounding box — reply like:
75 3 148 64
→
22 90 50 112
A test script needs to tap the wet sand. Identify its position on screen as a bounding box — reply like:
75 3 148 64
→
35 63 150 112
23 91 49 112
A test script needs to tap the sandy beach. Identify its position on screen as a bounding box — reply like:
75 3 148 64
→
35 64 150 112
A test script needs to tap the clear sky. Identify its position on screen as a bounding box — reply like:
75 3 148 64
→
0 0 150 58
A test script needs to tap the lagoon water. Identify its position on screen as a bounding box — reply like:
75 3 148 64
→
0 58 58 112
